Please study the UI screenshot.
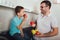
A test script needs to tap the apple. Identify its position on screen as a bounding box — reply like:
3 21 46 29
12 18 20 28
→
30 21 35 26
32 24 36 27
31 29 36 35
23 14 27 17
35 31 41 35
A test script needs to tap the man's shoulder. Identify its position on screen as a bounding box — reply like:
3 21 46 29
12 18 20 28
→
50 13 56 18
49 13 57 21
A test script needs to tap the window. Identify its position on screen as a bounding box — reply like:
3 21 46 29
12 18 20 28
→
53 0 60 4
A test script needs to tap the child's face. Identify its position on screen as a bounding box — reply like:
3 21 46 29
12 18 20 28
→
18 9 25 17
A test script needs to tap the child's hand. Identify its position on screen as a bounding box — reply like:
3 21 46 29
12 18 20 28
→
21 33 24 37
23 14 27 20
23 14 27 18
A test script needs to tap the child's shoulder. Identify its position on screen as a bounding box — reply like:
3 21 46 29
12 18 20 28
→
11 16 17 22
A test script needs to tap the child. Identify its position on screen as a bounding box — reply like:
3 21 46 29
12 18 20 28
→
9 6 27 40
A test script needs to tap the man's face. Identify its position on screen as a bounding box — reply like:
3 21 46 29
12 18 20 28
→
40 3 48 14
18 9 25 17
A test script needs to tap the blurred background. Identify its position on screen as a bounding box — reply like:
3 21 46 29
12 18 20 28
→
0 0 60 40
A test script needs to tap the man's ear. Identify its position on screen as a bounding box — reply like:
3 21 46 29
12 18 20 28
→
47 6 50 9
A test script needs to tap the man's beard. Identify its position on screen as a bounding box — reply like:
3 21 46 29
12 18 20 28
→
41 11 46 14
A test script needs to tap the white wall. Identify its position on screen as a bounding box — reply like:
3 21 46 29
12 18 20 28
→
0 6 14 31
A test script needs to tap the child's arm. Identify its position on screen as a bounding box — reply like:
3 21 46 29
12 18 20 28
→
17 15 27 37
18 19 26 37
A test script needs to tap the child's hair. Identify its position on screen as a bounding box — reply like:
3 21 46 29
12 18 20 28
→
15 6 24 15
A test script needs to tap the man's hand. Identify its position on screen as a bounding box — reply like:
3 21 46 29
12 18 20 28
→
35 33 45 38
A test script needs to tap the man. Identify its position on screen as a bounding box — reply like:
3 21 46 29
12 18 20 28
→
35 0 58 40
9 6 27 40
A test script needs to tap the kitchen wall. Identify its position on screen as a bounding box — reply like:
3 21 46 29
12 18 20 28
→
0 6 14 31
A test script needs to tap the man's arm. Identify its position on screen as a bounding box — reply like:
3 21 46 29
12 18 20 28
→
35 27 58 37
48 27 58 36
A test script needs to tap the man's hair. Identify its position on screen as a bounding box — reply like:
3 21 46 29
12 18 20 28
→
15 6 24 15
41 0 51 9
